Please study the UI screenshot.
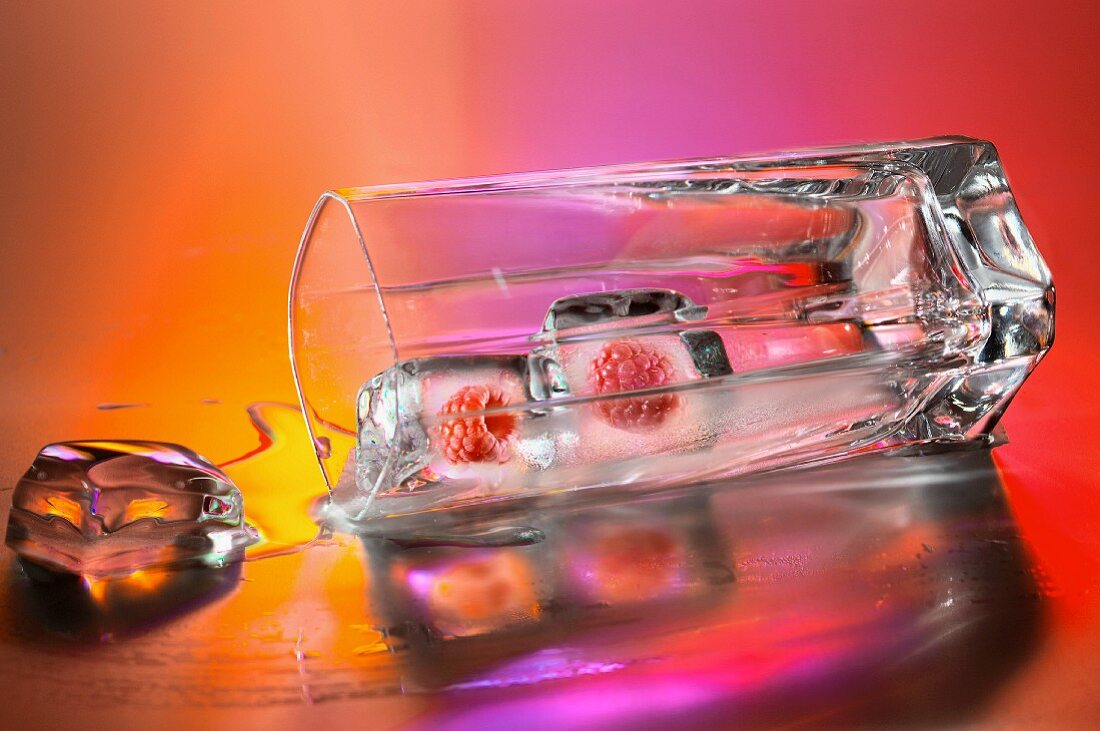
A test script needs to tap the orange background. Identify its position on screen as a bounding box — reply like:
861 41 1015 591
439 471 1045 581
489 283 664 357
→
1 1 1095 443
0 2 1098 723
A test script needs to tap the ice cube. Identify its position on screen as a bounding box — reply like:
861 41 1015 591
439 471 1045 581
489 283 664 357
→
349 289 879 510
533 289 729 463
5 441 259 578
356 354 575 495
542 288 695 331
538 288 733 390
715 323 866 373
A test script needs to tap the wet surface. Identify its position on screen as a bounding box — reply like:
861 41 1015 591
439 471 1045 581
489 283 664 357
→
0 420 1064 727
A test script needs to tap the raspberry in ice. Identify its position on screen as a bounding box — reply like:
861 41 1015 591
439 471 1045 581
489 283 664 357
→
588 339 682 430
437 384 518 464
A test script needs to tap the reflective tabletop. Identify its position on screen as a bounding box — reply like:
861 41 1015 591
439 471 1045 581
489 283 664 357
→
0 427 1096 729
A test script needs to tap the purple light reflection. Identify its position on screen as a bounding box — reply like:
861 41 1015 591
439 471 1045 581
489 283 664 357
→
40 444 94 462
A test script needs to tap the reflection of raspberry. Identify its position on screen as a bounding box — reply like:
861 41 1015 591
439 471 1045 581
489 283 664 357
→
591 527 678 601
427 554 536 636
588 339 681 430
437 385 517 464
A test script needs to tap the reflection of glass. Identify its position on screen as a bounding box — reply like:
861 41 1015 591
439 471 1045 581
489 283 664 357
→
363 490 732 685
290 138 1053 525
390 549 545 639
551 494 731 607
362 450 1041 719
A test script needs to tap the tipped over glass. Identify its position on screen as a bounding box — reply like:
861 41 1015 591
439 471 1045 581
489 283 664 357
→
289 137 1053 529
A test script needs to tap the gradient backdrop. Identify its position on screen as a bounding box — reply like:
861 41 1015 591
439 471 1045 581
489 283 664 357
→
1 1 1098 725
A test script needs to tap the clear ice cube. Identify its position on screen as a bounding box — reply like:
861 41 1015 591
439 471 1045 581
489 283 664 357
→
537 289 898 472
542 288 697 331
5 441 259 578
533 289 728 460
356 354 574 497
347 288 892 520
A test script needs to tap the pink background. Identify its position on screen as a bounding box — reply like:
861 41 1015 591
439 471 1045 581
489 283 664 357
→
1 2 1098 725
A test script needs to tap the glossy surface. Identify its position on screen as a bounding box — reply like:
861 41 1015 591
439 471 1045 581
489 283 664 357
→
1 2 1098 728
0 442 1084 729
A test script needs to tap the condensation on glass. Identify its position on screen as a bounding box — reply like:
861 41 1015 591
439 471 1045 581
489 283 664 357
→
289 137 1054 527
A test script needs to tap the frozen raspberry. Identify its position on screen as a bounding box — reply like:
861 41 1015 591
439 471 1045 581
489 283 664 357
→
437 385 517 464
588 339 682 430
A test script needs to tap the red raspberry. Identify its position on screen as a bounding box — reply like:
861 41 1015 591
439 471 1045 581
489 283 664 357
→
437 385 517 464
588 339 682 430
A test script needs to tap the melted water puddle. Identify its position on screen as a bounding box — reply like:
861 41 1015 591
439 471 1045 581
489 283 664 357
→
219 402 331 559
